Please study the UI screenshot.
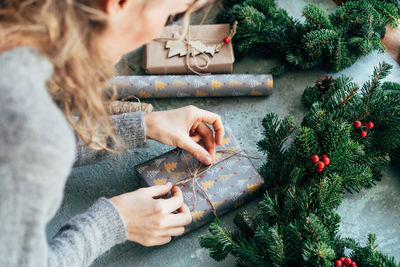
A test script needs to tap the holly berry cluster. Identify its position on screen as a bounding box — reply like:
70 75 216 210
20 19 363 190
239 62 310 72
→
335 257 357 267
311 154 330 173
354 120 374 138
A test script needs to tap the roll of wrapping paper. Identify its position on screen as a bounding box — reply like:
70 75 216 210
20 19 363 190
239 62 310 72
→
111 74 273 98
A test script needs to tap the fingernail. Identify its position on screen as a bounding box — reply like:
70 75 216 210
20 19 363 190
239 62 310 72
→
203 155 212 165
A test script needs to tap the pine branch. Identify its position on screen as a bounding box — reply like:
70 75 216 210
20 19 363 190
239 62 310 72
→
201 50 400 267
221 0 399 74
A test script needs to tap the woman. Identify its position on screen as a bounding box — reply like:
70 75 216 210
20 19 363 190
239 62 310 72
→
0 0 224 266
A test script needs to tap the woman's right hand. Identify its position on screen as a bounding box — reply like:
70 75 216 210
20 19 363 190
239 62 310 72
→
110 183 192 246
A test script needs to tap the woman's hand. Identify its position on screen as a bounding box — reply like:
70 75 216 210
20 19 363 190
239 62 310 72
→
110 183 192 246
144 105 224 165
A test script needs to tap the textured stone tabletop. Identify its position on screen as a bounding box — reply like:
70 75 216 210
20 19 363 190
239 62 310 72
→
47 1 400 266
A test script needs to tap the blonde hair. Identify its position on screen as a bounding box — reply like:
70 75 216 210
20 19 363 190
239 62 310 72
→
0 0 210 152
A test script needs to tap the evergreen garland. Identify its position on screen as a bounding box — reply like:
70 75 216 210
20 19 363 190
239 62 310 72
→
199 62 400 266
218 0 399 75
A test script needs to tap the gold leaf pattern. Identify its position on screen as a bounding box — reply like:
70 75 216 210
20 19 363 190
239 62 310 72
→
153 178 167 185
155 81 166 90
139 90 151 98
164 162 178 173
211 80 223 90
267 79 273 89
247 183 262 194
251 90 263 96
196 90 208 97
171 171 185 181
212 91 224 96
201 180 215 191
215 152 223 161
191 210 204 222
221 137 231 147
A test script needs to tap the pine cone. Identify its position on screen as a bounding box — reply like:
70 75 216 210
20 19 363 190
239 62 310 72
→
314 75 335 98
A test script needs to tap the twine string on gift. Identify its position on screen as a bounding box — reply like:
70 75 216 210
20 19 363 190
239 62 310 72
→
153 21 237 76
173 147 260 218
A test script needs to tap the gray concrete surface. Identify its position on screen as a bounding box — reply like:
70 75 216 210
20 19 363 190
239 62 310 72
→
47 1 400 266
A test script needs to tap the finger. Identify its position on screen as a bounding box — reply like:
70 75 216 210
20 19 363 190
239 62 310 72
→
163 227 186 237
144 183 173 198
177 202 190 214
194 122 216 161
165 203 193 227
190 133 202 143
197 110 224 146
160 185 185 213
146 236 172 246
163 212 193 228
178 136 213 165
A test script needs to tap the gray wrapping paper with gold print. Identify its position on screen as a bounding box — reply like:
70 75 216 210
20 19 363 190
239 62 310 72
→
112 74 273 98
134 128 264 234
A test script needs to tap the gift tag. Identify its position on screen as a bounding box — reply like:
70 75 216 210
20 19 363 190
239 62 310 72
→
165 33 220 58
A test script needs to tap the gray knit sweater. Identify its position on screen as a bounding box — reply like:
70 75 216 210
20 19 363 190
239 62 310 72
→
0 46 148 267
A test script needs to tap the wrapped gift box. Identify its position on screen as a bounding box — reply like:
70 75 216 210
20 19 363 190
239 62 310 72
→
135 128 264 233
142 24 235 74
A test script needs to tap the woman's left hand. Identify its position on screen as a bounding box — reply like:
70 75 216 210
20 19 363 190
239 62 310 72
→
144 105 224 165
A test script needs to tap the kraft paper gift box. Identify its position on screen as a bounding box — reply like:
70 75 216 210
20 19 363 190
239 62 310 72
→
134 128 264 233
142 24 235 75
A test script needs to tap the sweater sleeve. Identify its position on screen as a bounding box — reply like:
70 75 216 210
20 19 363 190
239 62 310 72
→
0 46 128 267
0 96 128 267
48 198 127 267
73 111 149 167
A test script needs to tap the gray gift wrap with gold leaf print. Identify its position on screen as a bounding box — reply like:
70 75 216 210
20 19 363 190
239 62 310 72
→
134 128 264 233
112 74 273 98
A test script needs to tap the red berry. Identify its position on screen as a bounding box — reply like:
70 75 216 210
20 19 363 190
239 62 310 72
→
340 257 345 262
311 155 319 163
223 37 230 44
351 262 357 267
316 167 323 173
367 122 374 129
360 131 367 138
354 121 362 128
335 260 343 267
317 161 325 169
322 157 330 166
321 154 329 159
344 258 352 265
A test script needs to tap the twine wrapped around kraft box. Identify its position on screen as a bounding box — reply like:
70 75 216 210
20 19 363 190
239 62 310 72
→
135 128 264 234
142 24 235 75
112 74 273 98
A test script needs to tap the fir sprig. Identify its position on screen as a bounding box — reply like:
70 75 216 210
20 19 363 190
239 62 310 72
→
219 0 399 75
200 63 400 266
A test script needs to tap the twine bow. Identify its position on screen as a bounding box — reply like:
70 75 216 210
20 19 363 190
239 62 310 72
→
173 147 259 218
